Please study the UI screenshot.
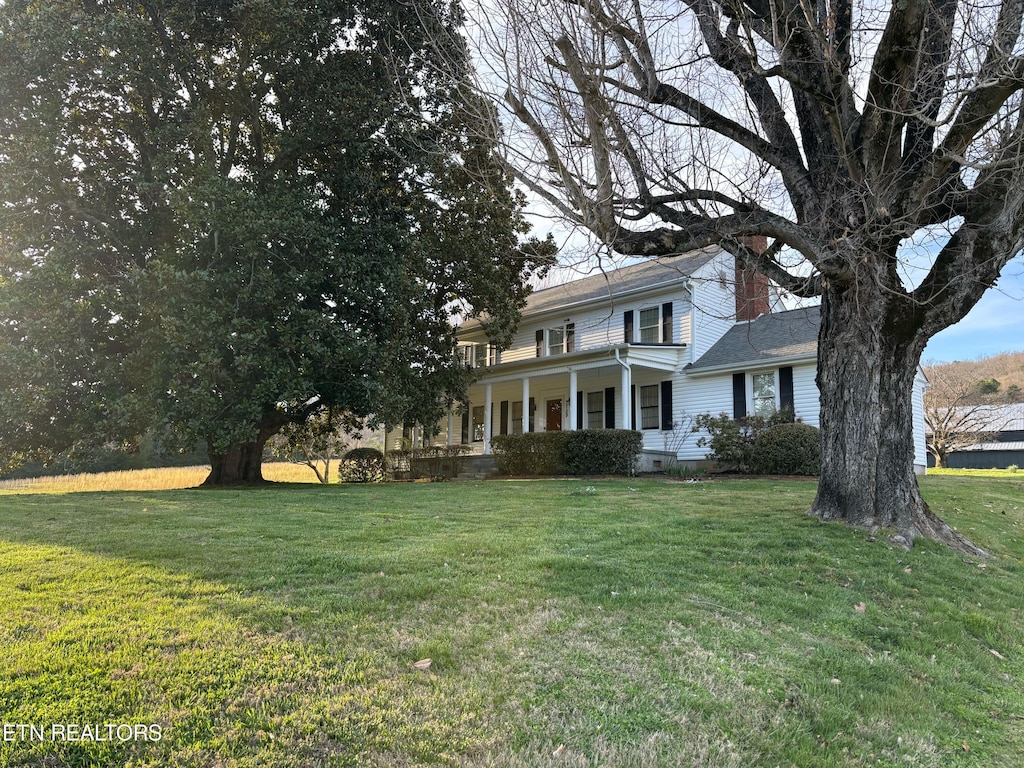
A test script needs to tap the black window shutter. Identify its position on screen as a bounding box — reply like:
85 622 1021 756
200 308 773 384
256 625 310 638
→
662 302 673 343
461 409 470 443
779 366 794 413
661 380 674 430
500 400 509 435
566 323 575 352
528 397 535 432
624 310 634 343
605 386 616 429
630 384 637 431
732 373 747 419
535 329 544 357
576 391 583 430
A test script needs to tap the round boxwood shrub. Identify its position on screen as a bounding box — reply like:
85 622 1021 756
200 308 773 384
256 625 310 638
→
750 422 820 476
340 447 386 483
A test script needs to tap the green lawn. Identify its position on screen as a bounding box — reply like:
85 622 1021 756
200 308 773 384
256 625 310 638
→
0 476 1021 767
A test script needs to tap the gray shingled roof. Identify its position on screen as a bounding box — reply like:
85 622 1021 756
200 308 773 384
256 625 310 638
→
522 249 720 317
460 249 721 333
687 305 820 372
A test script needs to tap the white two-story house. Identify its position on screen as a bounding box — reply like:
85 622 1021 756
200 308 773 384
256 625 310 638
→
395 246 929 474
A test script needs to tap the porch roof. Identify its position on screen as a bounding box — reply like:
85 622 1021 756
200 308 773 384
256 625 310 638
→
472 343 688 384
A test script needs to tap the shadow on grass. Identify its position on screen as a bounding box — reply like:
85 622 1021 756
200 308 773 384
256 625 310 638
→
0 478 1021 767
0 485 518 767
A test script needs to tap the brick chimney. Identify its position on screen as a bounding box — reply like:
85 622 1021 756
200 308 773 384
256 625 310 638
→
734 235 770 322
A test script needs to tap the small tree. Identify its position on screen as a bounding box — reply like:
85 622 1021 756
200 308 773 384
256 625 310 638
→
271 409 361 484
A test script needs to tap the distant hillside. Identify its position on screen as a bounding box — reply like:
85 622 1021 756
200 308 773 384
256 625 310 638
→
924 350 1024 404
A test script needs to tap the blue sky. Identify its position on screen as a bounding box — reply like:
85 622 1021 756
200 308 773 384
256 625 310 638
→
923 256 1024 363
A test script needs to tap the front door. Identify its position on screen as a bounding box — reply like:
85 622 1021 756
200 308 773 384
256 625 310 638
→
546 399 563 431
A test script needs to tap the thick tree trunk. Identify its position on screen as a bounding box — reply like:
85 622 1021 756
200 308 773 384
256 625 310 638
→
202 410 286 486
204 440 269 485
810 286 988 556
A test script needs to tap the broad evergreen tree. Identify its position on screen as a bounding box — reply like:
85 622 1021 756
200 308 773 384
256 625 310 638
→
0 0 551 483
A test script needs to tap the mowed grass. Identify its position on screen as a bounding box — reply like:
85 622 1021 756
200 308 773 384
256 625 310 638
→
0 474 1020 767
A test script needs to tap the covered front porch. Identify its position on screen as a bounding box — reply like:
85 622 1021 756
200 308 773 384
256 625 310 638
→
434 343 687 456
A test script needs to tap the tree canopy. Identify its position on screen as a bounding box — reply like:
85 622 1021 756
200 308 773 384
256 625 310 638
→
473 0 1024 551
0 0 552 483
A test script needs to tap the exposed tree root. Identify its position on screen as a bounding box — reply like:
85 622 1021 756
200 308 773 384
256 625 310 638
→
810 501 990 558
906 501 990 558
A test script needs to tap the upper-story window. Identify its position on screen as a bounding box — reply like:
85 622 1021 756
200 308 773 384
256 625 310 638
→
538 323 575 356
463 342 498 368
626 303 673 344
549 327 564 356
639 308 660 343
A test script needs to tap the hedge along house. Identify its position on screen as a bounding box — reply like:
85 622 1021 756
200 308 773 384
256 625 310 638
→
390 246 929 474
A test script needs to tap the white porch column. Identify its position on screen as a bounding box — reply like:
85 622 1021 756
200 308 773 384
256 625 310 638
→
568 369 578 430
484 383 494 454
446 412 455 446
522 377 531 433
621 364 632 430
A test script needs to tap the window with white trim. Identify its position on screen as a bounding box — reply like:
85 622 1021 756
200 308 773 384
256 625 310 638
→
512 401 524 435
472 405 485 442
461 343 497 368
546 323 575 355
638 308 660 343
640 384 660 429
548 327 564 356
751 372 777 417
586 391 605 429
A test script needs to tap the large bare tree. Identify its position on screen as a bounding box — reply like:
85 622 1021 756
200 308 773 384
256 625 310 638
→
470 0 1024 552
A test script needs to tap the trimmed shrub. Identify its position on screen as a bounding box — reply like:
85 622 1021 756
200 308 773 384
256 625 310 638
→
564 430 642 476
694 413 756 472
491 432 568 476
491 430 642 476
340 447 386 483
694 410 796 473
750 422 820 476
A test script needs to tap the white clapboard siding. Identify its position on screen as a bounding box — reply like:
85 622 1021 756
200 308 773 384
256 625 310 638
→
671 363 819 460
914 369 928 470
688 257 738 361
483 285 693 364
791 365 820 426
